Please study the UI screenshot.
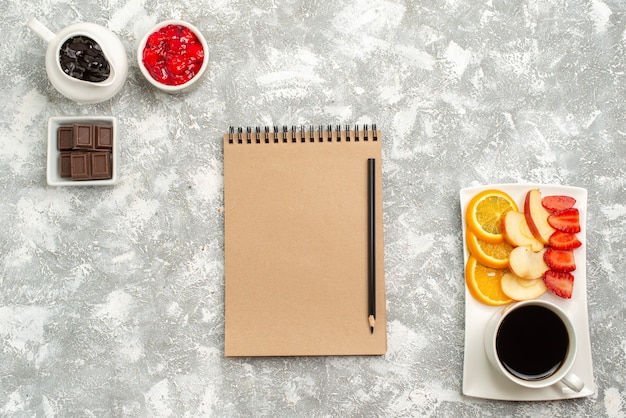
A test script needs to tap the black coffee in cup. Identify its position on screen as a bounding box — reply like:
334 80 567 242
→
496 305 569 381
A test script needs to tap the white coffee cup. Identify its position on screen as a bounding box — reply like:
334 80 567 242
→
484 300 584 392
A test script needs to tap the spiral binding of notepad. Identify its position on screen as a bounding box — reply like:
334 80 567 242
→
227 124 379 144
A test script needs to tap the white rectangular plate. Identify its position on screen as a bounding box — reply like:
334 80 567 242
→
47 116 119 186
460 184 595 400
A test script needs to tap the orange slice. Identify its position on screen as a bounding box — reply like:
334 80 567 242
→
466 189 518 244
466 229 513 269
465 255 513 306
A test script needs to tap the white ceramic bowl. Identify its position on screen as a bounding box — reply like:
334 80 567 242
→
47 116 119 186
27 19 129 104
137 20 209 94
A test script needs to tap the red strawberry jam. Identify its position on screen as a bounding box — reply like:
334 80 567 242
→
142 24 204 86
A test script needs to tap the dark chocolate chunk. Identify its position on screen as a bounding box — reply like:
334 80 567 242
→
70 152 91 180
95 125 113 150
59 152 72 177
90 152 112 179
58 126 74 150
73 124 94 149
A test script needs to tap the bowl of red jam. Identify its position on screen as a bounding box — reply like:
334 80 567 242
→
137 20 208 93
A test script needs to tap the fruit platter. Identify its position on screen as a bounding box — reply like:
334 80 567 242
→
460 184 594 401
465 187 582 305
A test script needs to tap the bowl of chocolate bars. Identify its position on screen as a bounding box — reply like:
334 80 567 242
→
47 116 119 186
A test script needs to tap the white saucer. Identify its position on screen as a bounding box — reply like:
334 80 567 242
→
460 184 595 400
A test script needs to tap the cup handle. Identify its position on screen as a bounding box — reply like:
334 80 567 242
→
561 372 584 392
27 18 56 43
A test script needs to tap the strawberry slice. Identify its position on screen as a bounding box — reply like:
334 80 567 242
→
548 231 582 250
544 248 576 272
186 42 204 62
544 270 574 299
542 195 576 213
548 208 581 233
146 31 166 48
142 48 161 68
166 55 188 76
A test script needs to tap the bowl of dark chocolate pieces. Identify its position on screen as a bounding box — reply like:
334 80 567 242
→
27 18 128 104
47 116 119 186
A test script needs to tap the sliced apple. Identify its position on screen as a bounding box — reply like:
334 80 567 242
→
501 211 544 252
508 246 549 280
524 189 556 244
501 271 548 301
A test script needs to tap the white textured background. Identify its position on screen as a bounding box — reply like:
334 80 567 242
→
1 0 625 416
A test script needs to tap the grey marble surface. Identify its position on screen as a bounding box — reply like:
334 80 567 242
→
1 0 625 416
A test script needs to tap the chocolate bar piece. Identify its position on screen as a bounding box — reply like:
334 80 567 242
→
59 152 72 177
70 152 92 180
90 152 112 179
73 124 95 149
58 127 74 150
95 126 113 150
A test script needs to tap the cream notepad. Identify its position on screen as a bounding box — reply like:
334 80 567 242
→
223 126 387 356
